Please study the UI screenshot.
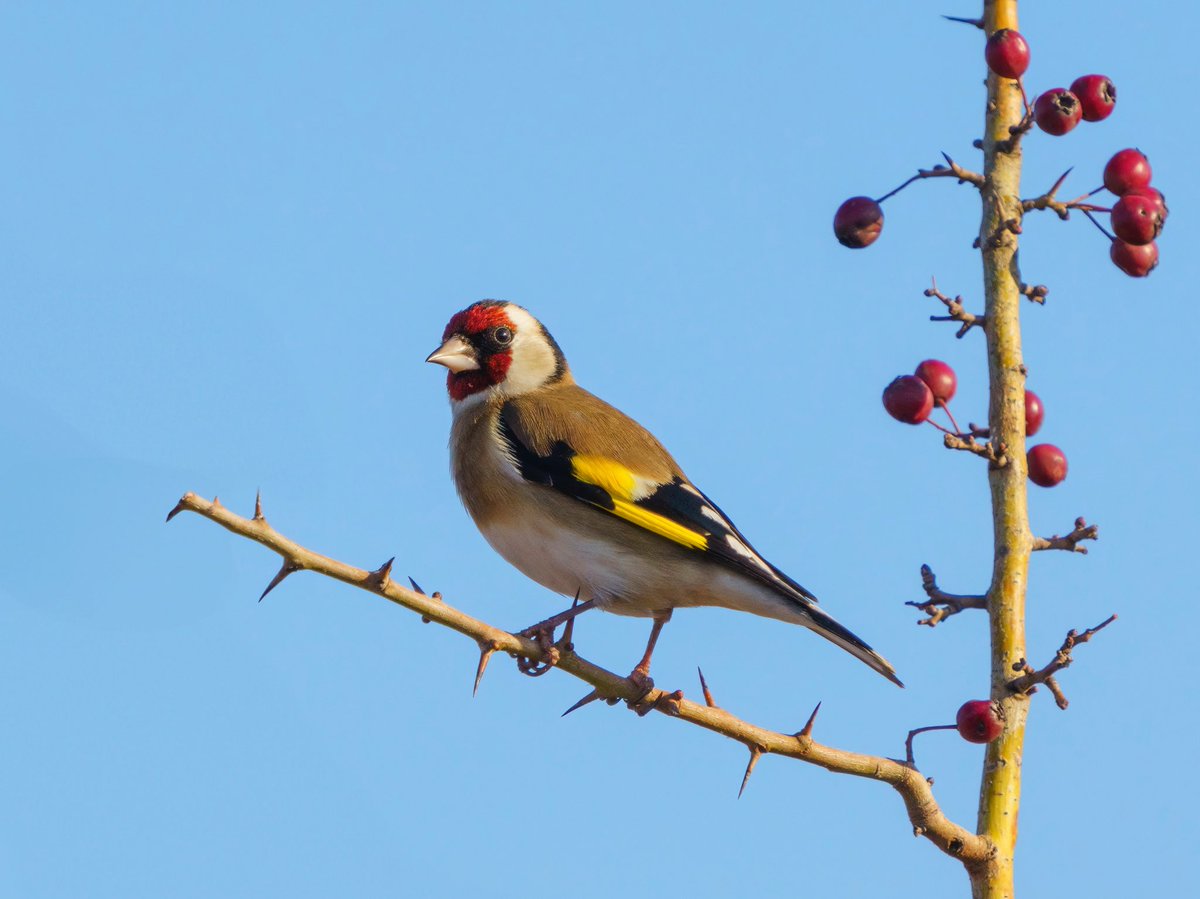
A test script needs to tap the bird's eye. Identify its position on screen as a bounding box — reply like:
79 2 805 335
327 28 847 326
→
493 326 513 345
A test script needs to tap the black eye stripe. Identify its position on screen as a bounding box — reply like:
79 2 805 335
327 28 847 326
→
472 325 514 354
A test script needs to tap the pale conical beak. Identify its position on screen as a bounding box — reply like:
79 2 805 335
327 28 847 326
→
425 335 480 373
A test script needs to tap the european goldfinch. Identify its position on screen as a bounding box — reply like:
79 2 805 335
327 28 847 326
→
427 301 902 688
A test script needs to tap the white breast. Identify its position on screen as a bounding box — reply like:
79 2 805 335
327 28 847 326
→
476 511 647 612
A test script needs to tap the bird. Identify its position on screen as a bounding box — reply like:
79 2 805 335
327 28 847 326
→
426 300 902 689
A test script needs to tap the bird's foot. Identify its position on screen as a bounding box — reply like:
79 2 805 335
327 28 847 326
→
514 597 594 643
514 625 560 677
625 664 657 716
513 597 594 677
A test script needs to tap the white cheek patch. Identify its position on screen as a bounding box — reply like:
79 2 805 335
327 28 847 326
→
498 305 559 396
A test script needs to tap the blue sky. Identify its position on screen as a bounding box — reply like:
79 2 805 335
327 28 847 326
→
1 2 1193 897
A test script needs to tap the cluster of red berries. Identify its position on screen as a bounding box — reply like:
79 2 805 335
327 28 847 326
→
881 361 955 425
984 29 1167 277
1104 148 1166 277
835 27 1169 281
881 360 1067 487
985 29 1115 135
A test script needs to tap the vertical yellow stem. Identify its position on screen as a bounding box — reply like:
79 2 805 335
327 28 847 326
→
973 1 1032 897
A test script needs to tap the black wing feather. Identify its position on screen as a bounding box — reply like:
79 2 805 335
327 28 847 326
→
499 404 818 609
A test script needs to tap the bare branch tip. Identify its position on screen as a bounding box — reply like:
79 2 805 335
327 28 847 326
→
1008 614 1119 702
1032 517 1100 553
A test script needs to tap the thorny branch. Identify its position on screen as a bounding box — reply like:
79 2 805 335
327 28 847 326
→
926 278 986 338
167 491 994 871
1032 517 1099 554
1008 615 1118 710
877 153 986 203
1020 168 1110 221
906 564 988 627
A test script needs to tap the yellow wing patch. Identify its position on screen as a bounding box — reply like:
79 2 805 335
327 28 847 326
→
571 454 707 551
571 454 638 500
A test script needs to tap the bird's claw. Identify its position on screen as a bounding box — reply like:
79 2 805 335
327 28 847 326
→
625 667 657 716
512 597 593 677
515 625 560 677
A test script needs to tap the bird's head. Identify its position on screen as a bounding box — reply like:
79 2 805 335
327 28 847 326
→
427 301 568 404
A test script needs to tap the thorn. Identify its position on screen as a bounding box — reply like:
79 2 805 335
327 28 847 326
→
941 14 983 28
165 497 188 522
212 496 222 508
408 576 425 595
1048 165 1074 198
473 643 497 696
697 667 717 708
259 560 299 602
562 689 604 717
562 589 582 648
799 701 822 739
371 557 395 589
253 490 264 521
738 747 764 799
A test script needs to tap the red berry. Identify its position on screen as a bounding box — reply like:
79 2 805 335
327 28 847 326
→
1024 390 1044 437
1111 193 1164 246
1110 239 1158 277
834 196 884 248
1027 444 1068 487
914 359 957 404
1033 89 1082 136
1070 74 1116 122
1125 186 1168 223
985 29 1030 79
956 700 1004 744
1103 149 1152 196
882 375 934 425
